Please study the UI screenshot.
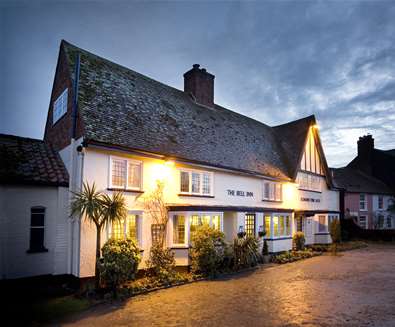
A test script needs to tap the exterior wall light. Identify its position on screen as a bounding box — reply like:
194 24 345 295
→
164 159 175 166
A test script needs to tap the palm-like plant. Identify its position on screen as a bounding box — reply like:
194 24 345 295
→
70 182 127 288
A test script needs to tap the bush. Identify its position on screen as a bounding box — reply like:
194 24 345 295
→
190 224 227 277
271 249 318 264
99 238 141 295
330 219 341 243
233 235 260 270
146 243 177 283
293 232 305 250
262 239 269 256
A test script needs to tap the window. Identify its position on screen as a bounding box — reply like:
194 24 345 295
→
359 194 367 211
179 170 213 196
359 216 367 229
110 214 139 243
279 216 285 235
29 207 46 252
265 215 271 238
245 214 256 237
53 88 68 124
318 215 326 233
378 196 384 210
269 214 291 238
263 182 282 201
387 216 392 229
151 224 165 244
273 216 279 237
173 215 185 244
296 216 303 232
187 213 222 243
378 215 384 229
300 127 323 175
297 172 321 192
110 157 142 190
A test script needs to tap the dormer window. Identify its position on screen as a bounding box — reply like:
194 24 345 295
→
109 156 142 190
53 88 68 124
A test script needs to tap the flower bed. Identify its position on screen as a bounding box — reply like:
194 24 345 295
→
270 249 321 264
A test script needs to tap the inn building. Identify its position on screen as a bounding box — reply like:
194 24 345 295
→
0 41 340 279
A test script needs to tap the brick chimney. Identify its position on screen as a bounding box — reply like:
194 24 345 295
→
357 134 374 174
184 64 215 108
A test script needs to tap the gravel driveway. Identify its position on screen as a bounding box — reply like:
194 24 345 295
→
60 244 395 327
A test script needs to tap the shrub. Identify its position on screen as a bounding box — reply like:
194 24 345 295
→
330 218 342 253
262 239 269 256
293 232 305 250
190 224 227 277
146 243 177 283
99 238 141 296
233 235 260 270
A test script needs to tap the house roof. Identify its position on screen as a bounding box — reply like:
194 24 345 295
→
60 40 321 181
0 134 69 187
331 167 393 194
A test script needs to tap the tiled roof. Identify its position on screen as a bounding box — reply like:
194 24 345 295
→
61 40 317 180
0 134 69 187
331 167 393 194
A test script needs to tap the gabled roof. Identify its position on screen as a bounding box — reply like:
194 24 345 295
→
331 167 393 194
60 40 321 181
0 134 69 187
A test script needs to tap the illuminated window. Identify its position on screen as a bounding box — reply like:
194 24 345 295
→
318 215 326 233
273 216 279 237
279 216 285 235
245 214 256 237
188 213 222 242
263 182 282 201
300 127 323 175
173 215 185 244
110 157 142 190
212 215 221 230
110 214 139 243
285 216 290 235
53 88 68 124
265 215 271 238
29 207 46 252
179 170 213 196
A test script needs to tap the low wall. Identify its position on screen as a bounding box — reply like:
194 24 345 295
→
342 218 395 241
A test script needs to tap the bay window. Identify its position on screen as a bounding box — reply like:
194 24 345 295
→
263 182 282 201
110 156 142 190
267 214 291 238
179 170 213 196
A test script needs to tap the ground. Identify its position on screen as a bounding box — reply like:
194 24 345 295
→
60 244 395 327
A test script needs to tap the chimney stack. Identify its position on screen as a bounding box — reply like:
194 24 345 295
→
184 64 215 108
357 134 374 174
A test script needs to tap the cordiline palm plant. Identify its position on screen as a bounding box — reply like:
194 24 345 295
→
70 182 127 288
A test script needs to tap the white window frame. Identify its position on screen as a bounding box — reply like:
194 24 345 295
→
318 215 327 233
179 169 214 196
53 88 68 124
359 193 367 211
378 196 384 210
262 181 282 202
109 156 143 191
107 211 142 247
297 172 322 192
358 215 367 229
266 213 291 239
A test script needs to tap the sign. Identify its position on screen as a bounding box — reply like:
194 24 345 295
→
227 189 254 197
301 197 320 203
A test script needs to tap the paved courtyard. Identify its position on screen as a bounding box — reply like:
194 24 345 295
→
61 244 395 327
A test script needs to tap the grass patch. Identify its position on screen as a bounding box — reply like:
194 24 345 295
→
31 295 90 323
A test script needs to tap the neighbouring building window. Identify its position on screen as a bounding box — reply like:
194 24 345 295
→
378 214 384 229
173 215 185 244
179 170 213 196
263 182 282 201
110 214 139 243
265 215 271 238
29 207 46 252
110 157 142 190
378 196 384 210
53 88 68 124
318 215 326 233
387 216 393 229
358 216 367 229
245 214 256 237
359 194 367 211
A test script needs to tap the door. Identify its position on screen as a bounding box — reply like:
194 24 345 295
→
304 217 314 245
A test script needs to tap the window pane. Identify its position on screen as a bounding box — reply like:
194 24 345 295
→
269 183 275 200
190 215 201 237
127 215 137 241
245 214 256 237
111 219 124 239
264 183 270 199
202 215 211 225
112 159 126 187
202 173 211 195
273 216 279 237
275 184 282 201
128 162 141 189
30 228 44 251
180 171 189 192
279 216 285 236
31 213 45 227
265 215 271 238
191 172 200 193
212 215 221 230
318 215 326 232
173 215 185 244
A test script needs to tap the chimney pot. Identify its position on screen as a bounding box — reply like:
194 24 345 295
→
193 64 200 69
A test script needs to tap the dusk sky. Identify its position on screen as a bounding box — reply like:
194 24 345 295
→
1 1 395 167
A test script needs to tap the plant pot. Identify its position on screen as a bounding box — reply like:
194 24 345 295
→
262 255 270 264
